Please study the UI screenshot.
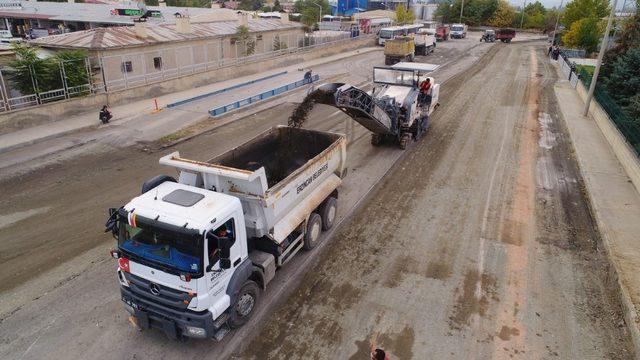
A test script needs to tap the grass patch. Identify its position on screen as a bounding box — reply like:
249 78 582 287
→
158 128 193 145
576 65 595 77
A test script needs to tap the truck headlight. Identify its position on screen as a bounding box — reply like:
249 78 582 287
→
185 326 206 338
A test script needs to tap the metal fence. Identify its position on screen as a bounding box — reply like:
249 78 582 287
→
0 57 105 112
578 67 640 156
0 31 375 113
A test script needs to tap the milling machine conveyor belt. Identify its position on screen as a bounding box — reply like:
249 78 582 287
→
315 83 399 136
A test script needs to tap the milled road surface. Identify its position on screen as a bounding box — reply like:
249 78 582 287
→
0 35 631 359
237 43 633 358
0 33 494 359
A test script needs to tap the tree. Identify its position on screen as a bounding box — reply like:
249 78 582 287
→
434 0 498 26
561 0 609 29
237 0 263 10
601 3 640 78
7 44 59 94
522 1 547 29
561 17 603 53
55 49 90 90
295 0 330 28
234 25 256 56
489 0 516 27
395 5 416 25
434 1 454 23
606 48 640 110
273 0 282 11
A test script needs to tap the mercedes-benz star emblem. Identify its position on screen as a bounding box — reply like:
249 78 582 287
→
149 283 160 296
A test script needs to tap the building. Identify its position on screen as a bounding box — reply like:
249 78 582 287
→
0 0 226 39
30 14 305 90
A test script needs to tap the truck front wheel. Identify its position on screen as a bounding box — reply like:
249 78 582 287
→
321 197 338 231
228 280 260 329
303 213 323 250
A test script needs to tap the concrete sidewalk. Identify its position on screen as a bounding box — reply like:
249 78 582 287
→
0 46 380 153
554 77 640 352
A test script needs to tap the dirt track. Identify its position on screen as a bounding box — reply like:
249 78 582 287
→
236 43 633 358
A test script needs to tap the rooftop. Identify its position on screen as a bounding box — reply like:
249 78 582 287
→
0 0 224 25
30 18 303 50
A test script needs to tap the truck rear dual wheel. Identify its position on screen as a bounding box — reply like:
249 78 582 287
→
303 213 322 250
228 280 260 329
320 197 338 231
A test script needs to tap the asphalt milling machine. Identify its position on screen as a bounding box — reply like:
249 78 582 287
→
290 63 440 150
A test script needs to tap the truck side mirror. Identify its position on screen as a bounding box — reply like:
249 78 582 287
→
105 207 121 240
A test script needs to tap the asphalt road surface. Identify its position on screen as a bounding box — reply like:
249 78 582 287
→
0 35 631 359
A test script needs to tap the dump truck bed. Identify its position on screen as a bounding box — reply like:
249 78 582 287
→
159 126 347 243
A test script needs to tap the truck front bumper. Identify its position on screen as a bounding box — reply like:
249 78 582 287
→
120 286 218 340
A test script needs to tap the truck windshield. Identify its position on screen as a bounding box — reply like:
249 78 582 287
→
451 26 463 31
118 221 203 274
374 68 417 86
379 30 394 39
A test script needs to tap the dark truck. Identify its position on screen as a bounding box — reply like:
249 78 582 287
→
496 28 516 43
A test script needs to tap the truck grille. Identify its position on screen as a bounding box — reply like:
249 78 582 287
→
124 272 192 310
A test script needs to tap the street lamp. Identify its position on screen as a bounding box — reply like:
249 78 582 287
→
459 0 464 23
313 2 322 25
520 0 527 28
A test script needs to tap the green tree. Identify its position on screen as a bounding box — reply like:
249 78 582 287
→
235 25 256 56
434 0 498 26
237 0 263 10
395 5 416 25
561 0 609 29
434 1 454 23
55 49 90 90
7 44 60 94
522 1 547 29
561 17 603 53
273 0 283 11
606 48 640 110
295 0 330 27
489 0 516 27
602 2 640 78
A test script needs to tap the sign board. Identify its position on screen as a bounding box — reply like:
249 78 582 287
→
0 2 21 9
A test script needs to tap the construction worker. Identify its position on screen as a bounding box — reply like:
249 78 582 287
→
419 78 432 105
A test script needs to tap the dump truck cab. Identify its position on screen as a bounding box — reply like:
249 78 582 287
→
113 182 249 339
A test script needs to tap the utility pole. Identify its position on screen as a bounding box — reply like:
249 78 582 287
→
459 0 464 23
583 0 619 116
520 0 527 28
551 0 564 45
313 2 322 25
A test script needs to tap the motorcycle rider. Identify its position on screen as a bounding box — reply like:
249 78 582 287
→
99 105 112 124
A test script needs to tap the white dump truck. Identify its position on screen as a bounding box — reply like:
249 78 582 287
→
105 126 347 340
414 28 437 55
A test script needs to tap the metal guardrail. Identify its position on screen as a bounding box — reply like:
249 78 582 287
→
167 71 288 108
209 75 319 117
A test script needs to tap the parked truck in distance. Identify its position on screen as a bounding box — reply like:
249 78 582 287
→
450 23 467 39
496 28 516 43
105 126 347 341
384 36 415 65
436 25 450 41
415 29 437 55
